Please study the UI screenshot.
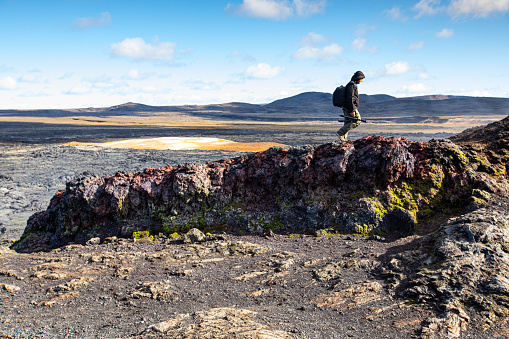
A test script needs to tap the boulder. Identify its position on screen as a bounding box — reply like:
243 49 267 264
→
380 196 509 336
183 228 205 243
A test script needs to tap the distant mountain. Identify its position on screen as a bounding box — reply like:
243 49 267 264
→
267 91 509 107
359 94 396 104
403 95 455 100
1 92 508 123
106 102 156 112
266 91 396 107
267 92 332 106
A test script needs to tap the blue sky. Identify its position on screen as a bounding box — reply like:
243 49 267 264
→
0 0 508 109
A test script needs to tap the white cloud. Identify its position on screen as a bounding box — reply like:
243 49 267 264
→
125 69 156 81
227 0 293 19
384 6 407 21
19 73 40 83
0 64 15 72
293 0 327 16
447 0 509 17
226 0 326 20
58 72 74 80
413 0 444 18
64 84 92 95
300 32 327 45
409 41 426 50
91 81 117 89
83 74 113 84
401 83 431 93
351 24 378 53
63 74 126 95
73 12 111 30
435 28 454 38
351 38 378 53
110 38 177 61
245 63 284 78
292 43 343 59
0 77 17 90
228 51 256 62
371 61 417 77
385 61 411 75
127 69 140 79
418 73 432 79
351 38 366 51
184 80 221 90
411 0 508 18
293 32 343 60
354 24 376 37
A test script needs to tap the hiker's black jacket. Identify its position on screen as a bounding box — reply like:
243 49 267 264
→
344 80 359 114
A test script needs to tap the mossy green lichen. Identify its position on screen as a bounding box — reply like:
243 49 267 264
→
314 228 341 237
162 220 195 235
132 230 153 242
168 232 180 240
387 182 419 221
359 196 388 216
449 146 469 167
353 223 369 235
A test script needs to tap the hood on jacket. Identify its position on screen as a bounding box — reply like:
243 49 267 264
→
351 71 365 83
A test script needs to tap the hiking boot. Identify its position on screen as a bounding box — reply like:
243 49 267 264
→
336 132 347 142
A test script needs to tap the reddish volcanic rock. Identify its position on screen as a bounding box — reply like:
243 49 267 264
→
12 128 509 252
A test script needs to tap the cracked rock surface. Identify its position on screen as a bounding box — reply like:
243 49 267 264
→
0 232 437 338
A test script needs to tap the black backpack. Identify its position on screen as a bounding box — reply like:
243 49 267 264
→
332 85 346 107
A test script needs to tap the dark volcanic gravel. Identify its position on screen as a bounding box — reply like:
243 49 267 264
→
0 232 434 339
0 231 503 339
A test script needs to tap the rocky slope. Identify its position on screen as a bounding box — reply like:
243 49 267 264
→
450 114 509 150
385 196 509 338
13 117 509 253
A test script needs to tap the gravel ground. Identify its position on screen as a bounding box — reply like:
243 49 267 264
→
1 231 503 339
0 233 441 338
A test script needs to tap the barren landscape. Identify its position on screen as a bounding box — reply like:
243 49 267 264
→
1 93 509 338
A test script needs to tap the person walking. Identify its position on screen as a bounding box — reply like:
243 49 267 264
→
336 71 365 142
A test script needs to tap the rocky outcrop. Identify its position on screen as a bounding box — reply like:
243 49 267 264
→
12 116 509 253
379 196 509 337
450 114 509 150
